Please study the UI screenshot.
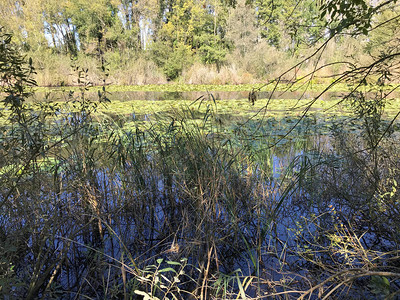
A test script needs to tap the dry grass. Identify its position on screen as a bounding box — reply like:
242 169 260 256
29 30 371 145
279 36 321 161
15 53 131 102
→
109 55 167 85
27 40 370 87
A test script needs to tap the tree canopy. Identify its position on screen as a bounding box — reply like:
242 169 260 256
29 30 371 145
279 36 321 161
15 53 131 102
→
0 0 398 81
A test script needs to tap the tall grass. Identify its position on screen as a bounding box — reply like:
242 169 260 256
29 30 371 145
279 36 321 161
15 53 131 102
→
0 96 281 298
1 31 400 299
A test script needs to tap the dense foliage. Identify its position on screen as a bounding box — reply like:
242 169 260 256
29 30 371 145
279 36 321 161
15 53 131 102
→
0 0 358 83
1 0 398 85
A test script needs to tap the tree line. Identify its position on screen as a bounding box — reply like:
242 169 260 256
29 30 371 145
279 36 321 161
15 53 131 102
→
0 0 398 83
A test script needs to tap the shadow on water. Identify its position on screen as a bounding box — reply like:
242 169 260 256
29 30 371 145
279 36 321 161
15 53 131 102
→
2 94 400 298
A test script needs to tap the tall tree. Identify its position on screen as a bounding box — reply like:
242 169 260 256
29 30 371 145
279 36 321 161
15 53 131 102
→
254 0 324 52
64 0 120 53
115 0 159 50
40 0 79 54
226 0 259 58
150 0 206 79
151 0 231 78
0 0 48 50
194 0 231 69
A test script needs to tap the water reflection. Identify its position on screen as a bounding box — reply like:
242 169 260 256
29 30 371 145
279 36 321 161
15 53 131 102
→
3 93 400 298
34 89 345 102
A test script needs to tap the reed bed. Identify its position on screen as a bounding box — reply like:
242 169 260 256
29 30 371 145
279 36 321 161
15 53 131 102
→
1 32 400 299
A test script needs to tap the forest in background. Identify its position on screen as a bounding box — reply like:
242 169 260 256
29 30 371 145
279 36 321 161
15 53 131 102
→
1 0 398 86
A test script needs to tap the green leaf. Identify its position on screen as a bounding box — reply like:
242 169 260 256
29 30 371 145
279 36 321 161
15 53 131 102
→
166 260 182 265
236 273 246 299
159 267 177 273
156 258 164 265
369 276 390 295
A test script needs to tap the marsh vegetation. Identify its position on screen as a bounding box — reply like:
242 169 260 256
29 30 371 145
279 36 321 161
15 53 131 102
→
2 0 400 299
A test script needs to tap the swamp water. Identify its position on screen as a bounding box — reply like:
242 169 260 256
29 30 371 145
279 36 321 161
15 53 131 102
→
2 89 400 298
